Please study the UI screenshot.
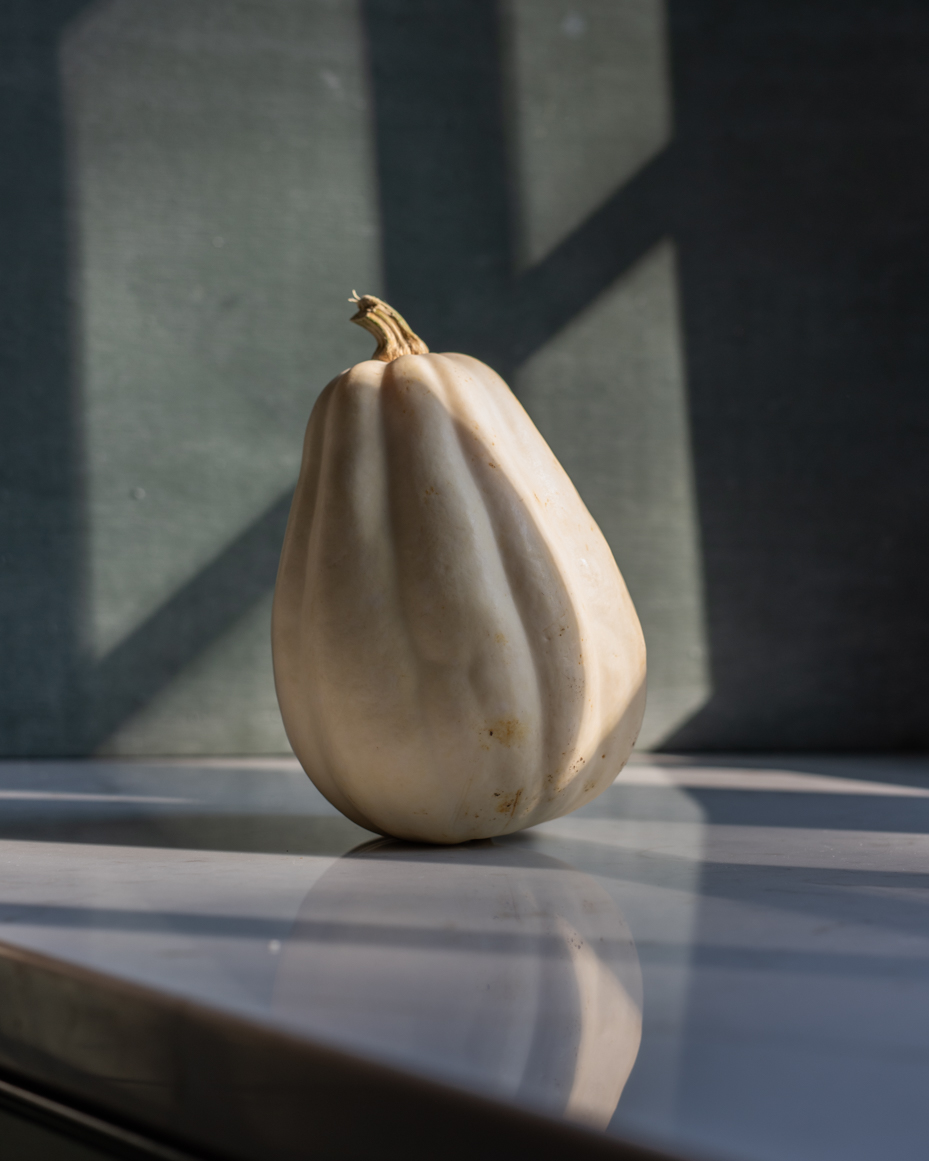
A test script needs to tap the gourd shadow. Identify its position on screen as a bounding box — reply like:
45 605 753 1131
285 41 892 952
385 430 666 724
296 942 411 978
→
272 838 642 1129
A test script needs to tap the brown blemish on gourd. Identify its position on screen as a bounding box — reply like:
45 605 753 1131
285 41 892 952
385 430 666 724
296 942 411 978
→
496 788 523 818
486 718 526 746
494 632 506 645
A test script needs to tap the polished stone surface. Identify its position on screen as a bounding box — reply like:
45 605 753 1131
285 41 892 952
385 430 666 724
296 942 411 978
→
1 755 928 1160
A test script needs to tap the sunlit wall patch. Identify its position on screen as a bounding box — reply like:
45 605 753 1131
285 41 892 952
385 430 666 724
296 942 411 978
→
502 0 673 269
59 0 382 753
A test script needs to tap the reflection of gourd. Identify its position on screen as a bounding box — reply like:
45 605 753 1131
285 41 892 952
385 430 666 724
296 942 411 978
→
273 841 642 1128
272 295 646 844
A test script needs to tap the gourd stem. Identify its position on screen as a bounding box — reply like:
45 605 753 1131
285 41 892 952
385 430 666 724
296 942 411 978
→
349 292 429 363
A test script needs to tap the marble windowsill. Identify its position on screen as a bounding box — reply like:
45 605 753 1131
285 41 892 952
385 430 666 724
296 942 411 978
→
1 754 927 1161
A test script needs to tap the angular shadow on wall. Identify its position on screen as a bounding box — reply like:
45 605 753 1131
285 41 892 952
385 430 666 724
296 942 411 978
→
366 0 929 752
364 0 697 753
81 490 293 751
361 0 514 371
2 0 687 754
0 1 295 756
8 0 929 754
658 0 929 750
361 0 675 378
0 2 93 755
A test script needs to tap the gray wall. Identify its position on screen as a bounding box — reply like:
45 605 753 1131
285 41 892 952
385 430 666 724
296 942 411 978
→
2 1 928 755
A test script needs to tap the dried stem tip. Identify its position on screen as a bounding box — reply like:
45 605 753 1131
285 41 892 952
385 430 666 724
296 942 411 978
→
349 292 429 363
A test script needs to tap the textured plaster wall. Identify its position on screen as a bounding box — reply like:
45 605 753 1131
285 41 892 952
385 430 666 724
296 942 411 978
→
1 1 928 754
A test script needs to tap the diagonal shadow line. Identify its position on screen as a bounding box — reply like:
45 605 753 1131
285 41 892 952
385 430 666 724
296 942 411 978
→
502 146 678 366
81 154 678 752
81 16 678 751
82 489 294 752
443 147 677 380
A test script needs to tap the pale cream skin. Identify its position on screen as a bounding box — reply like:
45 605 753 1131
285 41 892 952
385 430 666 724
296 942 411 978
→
273 310 646 844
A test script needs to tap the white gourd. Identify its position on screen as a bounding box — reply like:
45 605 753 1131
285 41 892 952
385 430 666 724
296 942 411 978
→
272 295 646 844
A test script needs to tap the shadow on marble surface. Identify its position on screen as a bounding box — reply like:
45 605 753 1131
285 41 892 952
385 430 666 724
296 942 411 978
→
0 900 284 939
0 809 369 854
604 784 929 833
